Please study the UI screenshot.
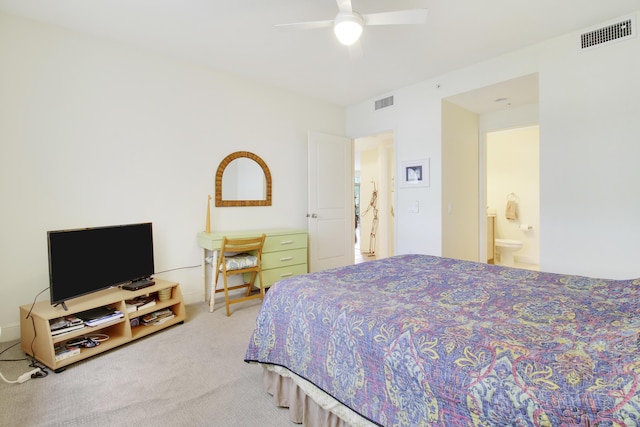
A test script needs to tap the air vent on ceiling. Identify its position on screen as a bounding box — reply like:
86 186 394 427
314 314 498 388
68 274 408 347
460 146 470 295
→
580 18 634 50
375 96 394 110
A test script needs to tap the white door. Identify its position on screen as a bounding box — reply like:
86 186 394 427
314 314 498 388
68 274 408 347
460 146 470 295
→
308 131 354 272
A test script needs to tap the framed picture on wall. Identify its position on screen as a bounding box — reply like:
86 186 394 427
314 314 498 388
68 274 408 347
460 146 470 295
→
400 158 429 188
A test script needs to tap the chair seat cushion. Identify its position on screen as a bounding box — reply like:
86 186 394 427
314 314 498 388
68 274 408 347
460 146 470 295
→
220 253 258 271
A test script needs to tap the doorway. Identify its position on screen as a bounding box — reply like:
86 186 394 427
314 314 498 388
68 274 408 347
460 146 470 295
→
485 125 540 268
442 73 539 264
354 132 395 263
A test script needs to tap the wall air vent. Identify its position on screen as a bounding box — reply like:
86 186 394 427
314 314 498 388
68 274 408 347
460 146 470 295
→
374 96 394 110
580 18 634 50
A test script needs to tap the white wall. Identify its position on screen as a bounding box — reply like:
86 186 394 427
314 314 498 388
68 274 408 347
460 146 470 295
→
348 11 640 278
441 101 479 261
539 17 640 278
349 89 444 256
0 13 345 341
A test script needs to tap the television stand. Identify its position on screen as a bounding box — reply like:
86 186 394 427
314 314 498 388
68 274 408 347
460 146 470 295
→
122 278 155 291
54 301 69 311
20 279 185 371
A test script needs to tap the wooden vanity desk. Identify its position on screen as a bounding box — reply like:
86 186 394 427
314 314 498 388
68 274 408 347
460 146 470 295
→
197 228 308 312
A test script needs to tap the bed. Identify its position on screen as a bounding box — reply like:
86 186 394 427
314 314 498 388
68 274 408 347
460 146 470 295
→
244 254 640 426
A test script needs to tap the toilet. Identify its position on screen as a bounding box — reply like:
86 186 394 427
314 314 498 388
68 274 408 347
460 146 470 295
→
495 239 523 266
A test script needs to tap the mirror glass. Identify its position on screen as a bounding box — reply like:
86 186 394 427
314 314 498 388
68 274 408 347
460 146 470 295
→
222 158 266 200
215 151 272 207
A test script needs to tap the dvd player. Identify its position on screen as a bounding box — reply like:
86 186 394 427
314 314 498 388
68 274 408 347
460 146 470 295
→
122 279 155 291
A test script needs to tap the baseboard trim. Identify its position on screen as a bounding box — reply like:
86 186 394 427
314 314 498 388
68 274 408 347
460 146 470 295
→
515 254 540 265
0 323 20 343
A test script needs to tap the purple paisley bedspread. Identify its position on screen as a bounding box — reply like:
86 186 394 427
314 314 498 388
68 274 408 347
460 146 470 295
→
244 254 640 426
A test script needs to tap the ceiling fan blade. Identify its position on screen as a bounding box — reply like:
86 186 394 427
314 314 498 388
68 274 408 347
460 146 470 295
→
275 20 334 30
336 0 353 14
363 9 428 26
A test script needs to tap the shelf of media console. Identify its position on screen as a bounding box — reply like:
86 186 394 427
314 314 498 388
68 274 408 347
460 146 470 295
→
20 279 186 371
50 295 183 345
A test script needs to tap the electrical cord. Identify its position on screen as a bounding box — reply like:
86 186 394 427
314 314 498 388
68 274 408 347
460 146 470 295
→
0 338 48 384
0 367 45 384
154 264 200 275
85 333 109 342
25 287 49 319
3 284 116 383
3 286 52 382
64 333 109 349
25 287 50 363
0 341 26 361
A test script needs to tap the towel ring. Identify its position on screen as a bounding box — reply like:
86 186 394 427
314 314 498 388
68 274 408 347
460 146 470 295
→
507 193 519 203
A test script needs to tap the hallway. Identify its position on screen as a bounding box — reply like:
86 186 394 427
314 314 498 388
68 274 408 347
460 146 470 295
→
355 226 376 264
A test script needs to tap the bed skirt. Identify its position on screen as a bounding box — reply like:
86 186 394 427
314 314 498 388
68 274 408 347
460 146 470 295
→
259 363 376 427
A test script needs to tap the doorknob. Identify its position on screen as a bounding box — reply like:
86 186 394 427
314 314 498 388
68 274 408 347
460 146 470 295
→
306 213 318 218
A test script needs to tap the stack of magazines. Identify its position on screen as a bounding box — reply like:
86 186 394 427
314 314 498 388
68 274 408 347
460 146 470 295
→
124 295 156 313
141 308 174 325
76 306 124 327
50 315 85 336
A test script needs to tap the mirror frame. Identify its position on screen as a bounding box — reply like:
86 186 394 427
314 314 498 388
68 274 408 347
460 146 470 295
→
215 151 272 207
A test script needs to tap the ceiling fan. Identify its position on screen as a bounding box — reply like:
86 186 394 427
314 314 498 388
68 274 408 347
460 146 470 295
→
276 0 428 46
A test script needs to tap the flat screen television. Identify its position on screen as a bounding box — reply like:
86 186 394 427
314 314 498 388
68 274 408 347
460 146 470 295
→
47 222 155 308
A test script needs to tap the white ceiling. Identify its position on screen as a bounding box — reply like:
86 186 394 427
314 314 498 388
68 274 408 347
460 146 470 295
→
0 0 638 107
446 73 540 114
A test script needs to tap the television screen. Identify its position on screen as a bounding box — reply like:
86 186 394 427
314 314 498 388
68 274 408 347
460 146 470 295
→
48 223 154 306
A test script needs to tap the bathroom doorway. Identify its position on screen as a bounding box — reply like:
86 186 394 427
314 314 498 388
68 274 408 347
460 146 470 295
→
485 125 540 269
442 73 540 265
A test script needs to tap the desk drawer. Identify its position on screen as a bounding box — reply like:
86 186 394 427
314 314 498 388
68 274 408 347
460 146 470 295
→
263 233 307 253
262 248 307 269
261 264 308 287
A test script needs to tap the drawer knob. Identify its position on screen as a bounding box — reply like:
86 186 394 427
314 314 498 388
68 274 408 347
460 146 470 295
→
280 257 293 261
280 240 294 245
280 273 293 278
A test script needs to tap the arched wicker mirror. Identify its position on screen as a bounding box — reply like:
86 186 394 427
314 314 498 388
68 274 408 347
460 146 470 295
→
215 151 272 207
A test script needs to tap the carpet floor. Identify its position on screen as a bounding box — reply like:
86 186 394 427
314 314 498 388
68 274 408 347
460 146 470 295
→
0 300 293 426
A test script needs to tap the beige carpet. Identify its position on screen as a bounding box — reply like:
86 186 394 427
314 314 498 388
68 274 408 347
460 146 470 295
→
0 300 293 426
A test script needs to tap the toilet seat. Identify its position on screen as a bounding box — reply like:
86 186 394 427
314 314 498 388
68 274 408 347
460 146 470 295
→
495 239 522 248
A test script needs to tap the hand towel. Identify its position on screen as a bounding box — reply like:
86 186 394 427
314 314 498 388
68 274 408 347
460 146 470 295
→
505 200 518 220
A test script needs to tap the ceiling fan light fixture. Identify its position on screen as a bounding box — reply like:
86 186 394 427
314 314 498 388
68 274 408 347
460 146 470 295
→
334 13 363 45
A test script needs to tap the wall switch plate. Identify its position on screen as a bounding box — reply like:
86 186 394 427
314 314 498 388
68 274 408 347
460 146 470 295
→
409 200 419 213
